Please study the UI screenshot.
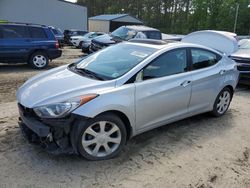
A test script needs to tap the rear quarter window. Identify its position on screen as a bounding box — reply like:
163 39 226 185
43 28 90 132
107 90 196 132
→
29 27 47 39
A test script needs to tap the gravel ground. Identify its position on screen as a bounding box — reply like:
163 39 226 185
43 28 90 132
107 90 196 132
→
0 47 250 188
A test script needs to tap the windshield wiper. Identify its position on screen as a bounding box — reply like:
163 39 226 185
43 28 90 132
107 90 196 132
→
75 67 105 81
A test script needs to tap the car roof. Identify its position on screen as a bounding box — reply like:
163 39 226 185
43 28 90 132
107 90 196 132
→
125 40 222 54
124 25 160 32
0 22 47 28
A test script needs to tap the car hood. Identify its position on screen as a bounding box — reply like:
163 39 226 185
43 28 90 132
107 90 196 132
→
231 49 250 59
17 65 116 108
92 34 117 45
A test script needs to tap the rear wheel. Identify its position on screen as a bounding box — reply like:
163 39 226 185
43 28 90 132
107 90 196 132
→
211 87 232 117
77 113 127 160
29 52 49 69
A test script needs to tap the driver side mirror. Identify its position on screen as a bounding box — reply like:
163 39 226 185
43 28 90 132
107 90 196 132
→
135 70 143 82
136 67 156 82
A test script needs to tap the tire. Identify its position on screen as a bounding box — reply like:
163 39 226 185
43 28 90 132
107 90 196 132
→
76 113 127 161
82 46 89 53
211 87 233 117
78 41 83 49
29 51 49 69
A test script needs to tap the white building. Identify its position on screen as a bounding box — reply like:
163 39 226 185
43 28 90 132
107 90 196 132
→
0 0 87 32
89 14 143 33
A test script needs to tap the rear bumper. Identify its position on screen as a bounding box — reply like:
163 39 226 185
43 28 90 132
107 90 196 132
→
47 49 62 60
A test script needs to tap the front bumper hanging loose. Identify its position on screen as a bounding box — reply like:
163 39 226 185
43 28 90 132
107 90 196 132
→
17 103 84 154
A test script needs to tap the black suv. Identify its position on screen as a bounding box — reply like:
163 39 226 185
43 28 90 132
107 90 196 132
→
0 22 62 69
89 25 162 52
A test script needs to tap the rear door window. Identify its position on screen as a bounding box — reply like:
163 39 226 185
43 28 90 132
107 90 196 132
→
29 27 47 38
191 49 221 70
1 25 30 39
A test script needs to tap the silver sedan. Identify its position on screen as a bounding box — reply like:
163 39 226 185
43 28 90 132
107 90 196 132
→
17 39 239 160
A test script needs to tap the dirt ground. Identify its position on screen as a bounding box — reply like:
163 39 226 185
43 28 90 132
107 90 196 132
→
0 47 250 188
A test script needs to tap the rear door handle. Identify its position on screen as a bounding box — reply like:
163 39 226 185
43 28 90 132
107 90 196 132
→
180 80 191 87
219 70 226 75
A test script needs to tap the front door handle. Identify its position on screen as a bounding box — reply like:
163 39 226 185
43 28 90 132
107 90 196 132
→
180 80 191 87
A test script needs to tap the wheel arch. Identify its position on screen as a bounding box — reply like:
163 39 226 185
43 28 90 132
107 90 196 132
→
223 85 234 96
95 110 133 141
28 49 48 61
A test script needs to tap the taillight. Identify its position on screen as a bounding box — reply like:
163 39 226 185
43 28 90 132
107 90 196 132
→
55 41 59 49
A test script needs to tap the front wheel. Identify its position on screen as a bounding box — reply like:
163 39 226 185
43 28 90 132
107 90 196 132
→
77 114 127 160
78 41 83 48
211 87 233 117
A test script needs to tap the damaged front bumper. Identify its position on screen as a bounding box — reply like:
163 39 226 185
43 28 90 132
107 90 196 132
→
18 103 86 154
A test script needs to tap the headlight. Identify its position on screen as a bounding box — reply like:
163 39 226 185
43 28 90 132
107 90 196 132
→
33 94 98 118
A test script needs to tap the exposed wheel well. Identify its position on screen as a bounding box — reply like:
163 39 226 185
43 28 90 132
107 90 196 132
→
97 110 132 141
224 85 234 96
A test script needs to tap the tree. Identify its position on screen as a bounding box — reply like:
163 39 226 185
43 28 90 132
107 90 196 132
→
77 0 250 34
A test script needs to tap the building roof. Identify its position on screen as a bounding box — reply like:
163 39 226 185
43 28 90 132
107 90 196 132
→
89 14 143 24
89 14 129 21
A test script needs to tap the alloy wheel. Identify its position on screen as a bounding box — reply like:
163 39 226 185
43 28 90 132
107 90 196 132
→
33 55 47 68
82 121 122 157
216 90 231 114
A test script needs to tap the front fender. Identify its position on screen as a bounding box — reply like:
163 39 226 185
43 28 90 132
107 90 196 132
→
72 84 136 130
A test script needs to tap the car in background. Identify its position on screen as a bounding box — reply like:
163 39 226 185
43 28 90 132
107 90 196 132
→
89 25 162 52
64 29 88 45
17 39 238 160
50 27 64 47
231 39 250 85
0 22 62 69
69 32 104 49
81 32 105 53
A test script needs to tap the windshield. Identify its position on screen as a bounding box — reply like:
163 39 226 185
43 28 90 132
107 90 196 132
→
111 27 137 40
75 43 157 80
239 40 250 49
